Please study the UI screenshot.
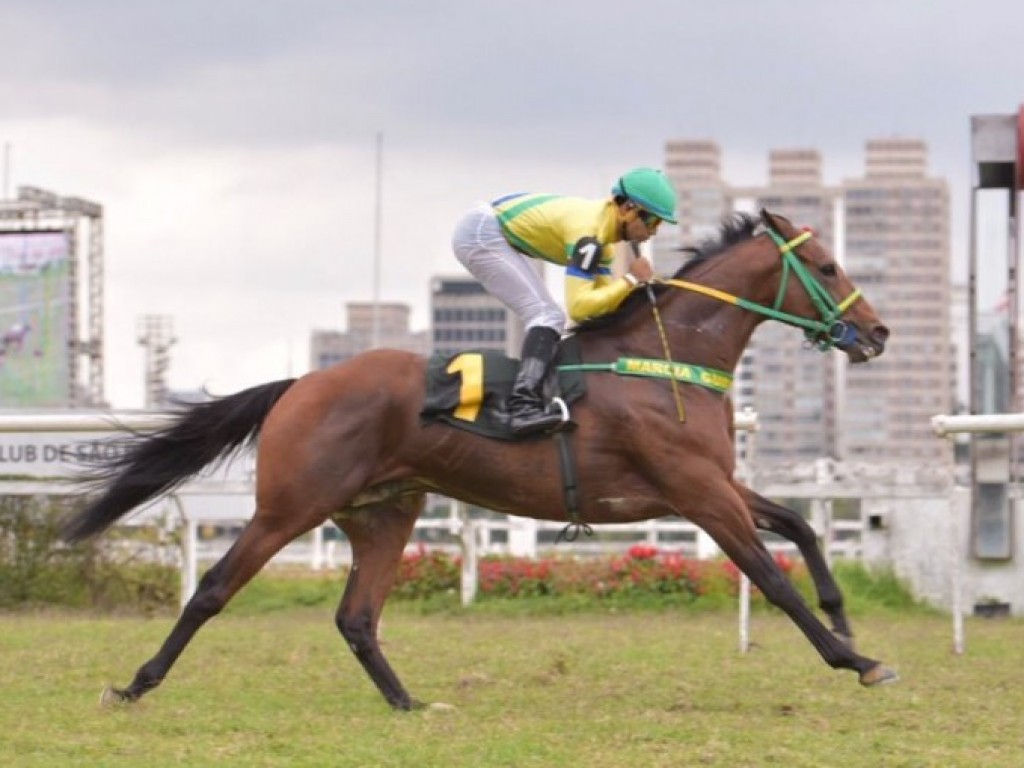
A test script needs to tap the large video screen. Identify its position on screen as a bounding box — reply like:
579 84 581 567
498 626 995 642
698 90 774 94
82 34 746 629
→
0 230 72 407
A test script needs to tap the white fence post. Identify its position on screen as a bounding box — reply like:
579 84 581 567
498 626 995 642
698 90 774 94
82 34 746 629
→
738 573 751 653
172 495 197 611
458 501 478 606
951 485 968 655
695 530 720 559
736 408 758 654
508 517 538 558
311 525 324 571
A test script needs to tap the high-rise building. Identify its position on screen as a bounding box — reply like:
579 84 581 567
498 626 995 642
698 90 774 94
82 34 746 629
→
733 149 841 462
309 277 529 375
659 140 731 276
430 277 521 359
665 143 841 461
663 137 952 465
309 302 429 370
664 139 731 245
841 139 952 462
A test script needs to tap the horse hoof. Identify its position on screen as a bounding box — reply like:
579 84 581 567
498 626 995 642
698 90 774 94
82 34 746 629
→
426 702 458 714
393 698 427 712
859 664 899 687
99 685 132 707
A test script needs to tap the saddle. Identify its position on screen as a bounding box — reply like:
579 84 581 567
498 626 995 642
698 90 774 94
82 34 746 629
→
420 338 733 539
420 338 587 441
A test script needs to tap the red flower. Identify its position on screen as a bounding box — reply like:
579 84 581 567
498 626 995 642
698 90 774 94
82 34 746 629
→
774 552 795 574
627 544 658 560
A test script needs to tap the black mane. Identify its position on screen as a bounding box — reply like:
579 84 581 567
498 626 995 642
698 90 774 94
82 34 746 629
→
572 213 761 335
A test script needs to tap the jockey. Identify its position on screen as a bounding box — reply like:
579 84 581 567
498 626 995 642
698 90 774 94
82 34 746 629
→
451 166 678 436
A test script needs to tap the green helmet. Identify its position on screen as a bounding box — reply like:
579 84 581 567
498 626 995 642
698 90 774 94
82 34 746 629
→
612 167 678 224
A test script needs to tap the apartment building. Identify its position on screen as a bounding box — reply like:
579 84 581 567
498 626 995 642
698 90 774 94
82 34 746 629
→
309 302 429 370
663 138 952 465
430 277 522 359
841 139 952 462
734 149 841 462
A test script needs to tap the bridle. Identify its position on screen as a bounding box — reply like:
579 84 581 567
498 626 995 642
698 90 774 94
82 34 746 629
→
658 227 863 351
622 224 866 423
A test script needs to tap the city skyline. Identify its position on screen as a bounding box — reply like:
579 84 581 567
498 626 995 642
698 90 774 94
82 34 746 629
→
0 1 1021 408
0 133 996 421
307 135 958 468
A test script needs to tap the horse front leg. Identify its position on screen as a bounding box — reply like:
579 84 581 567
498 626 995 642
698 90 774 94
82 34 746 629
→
334 494 423 711
681 481 896 686
739 485 854 644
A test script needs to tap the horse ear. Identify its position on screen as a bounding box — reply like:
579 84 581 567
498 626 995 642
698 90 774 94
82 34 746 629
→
760 208 776 230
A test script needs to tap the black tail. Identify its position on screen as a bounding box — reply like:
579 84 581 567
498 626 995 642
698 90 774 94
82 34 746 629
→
61 379 297 543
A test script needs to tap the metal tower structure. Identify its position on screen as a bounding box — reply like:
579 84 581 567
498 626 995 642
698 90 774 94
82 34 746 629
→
137 314 176 409
968 106 1024 560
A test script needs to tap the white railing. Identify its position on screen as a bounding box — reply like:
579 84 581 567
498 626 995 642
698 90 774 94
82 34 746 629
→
0 407 876 659
0 408 883 659
1 407 877 654
0 413 172 433
931 412 1024 436
0 409 756 591
315 514 862 566
11 409 1006 659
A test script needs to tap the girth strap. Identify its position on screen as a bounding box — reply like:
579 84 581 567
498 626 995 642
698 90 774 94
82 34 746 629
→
554 430 592 542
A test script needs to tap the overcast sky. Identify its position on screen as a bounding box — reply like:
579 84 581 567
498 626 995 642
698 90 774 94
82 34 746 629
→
2 0 1022 408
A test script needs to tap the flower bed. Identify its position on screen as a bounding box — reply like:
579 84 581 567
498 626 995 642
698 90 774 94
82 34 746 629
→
391 543 801 604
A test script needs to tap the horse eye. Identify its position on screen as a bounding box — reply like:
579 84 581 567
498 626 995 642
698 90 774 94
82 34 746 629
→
820 264 837 277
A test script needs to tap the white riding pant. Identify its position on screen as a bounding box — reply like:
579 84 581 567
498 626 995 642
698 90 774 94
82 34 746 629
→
451 202 566 334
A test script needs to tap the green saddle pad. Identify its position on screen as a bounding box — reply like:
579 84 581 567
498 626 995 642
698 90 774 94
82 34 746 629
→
420 338 587 441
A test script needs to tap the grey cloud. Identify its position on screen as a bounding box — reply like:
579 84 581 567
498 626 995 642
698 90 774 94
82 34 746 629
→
4 0 1023 172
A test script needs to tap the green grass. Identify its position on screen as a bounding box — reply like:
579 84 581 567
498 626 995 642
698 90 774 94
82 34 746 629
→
1 607 1022 767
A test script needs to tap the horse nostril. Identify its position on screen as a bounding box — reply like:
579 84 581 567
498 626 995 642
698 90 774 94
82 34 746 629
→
872 326 890 345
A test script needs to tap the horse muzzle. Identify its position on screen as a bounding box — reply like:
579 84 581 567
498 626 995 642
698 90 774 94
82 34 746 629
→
840 324 888 363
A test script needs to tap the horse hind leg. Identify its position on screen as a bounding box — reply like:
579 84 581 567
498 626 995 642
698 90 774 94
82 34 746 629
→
105 510 320 704
334 494 423 711
741 485 854 644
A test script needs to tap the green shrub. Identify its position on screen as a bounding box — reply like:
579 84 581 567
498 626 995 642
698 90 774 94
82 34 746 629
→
392 544 460 599
1 496 924 619
831 559 931 614
227 546 922 617
0 495 178 613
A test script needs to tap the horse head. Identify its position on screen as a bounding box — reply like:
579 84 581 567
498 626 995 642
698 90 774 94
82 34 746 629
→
576 210 888 368
757 209 888 363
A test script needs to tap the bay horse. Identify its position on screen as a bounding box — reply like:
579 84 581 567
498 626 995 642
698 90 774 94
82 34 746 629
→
62 209 896 710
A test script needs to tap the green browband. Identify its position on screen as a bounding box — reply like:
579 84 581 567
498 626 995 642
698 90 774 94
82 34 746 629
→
559 358 733 394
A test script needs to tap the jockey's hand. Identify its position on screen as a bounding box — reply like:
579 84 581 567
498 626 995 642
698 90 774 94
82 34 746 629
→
628 256 654 284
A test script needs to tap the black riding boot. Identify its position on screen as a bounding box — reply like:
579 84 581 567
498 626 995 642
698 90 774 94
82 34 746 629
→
508 326 564 436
